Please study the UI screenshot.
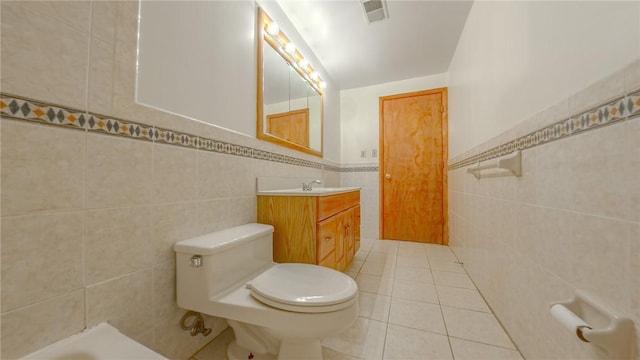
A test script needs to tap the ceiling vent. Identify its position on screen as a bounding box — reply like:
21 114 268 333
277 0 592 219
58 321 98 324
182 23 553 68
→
361 0 388 24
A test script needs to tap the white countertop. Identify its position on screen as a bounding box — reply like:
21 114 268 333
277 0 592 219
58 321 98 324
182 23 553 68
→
257 187 360 196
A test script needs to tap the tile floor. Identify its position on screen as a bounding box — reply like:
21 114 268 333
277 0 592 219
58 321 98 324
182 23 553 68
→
194 239 524 360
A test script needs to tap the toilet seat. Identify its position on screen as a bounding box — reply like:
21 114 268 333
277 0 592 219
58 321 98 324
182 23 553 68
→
246 263 358 313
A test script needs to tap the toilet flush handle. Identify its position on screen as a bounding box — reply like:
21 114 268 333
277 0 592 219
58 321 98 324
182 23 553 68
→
189 255 203 268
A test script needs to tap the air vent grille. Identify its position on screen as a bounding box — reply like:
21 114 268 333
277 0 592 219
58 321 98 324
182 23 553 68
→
361 0 388 24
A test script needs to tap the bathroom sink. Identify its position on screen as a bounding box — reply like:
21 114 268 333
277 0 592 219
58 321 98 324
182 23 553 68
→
257 187 360 196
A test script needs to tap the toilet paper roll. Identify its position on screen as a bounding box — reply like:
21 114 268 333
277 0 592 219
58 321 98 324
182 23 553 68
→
550 304 592 341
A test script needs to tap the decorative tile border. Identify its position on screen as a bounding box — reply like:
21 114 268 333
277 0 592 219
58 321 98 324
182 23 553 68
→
0 92 325 169
448 90 640 170
341 166 379 172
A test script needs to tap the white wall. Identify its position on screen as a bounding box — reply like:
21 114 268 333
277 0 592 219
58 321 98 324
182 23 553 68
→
448 0 640 159
340 73 448 163
136 1 340 161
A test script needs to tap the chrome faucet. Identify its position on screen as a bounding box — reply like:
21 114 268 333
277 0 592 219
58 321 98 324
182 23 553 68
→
302 179 321 191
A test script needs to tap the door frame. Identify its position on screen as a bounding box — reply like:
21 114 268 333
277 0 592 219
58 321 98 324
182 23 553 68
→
378 87 449 244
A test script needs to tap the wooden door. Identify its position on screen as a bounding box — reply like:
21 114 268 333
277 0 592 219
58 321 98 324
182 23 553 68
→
380 88 448 244
267 108 309 146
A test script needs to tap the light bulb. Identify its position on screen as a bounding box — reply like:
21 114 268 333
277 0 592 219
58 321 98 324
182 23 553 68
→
266 22 279 36
310 72 318 80
320 81 327 89
285 42 296 54
298 58 308 69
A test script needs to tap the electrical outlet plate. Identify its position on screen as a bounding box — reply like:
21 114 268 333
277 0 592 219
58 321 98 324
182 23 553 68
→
361 149 367 158
371 149 377 158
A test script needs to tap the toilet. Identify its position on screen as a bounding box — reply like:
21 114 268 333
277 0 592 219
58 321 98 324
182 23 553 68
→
174 223 358 360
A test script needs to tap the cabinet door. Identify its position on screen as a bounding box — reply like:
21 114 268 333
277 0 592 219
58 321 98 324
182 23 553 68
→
353 205 361 253
345 207 355 261
335 211 348 271
317 216 338 269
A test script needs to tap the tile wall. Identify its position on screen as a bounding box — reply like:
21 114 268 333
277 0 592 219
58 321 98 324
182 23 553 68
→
340 162 380 239
0 1 339 359
448 60 640 359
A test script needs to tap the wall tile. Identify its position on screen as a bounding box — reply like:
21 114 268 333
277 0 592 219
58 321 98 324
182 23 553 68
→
228 157 258 198
625 59 640 92
571 215 631 315
196 199 231 235
228 197 257 227
628 118 640 222
152 202 199 264
86 269 153 339
0 290 85 359
87 37 115 116
569 68 626 116
0 2 89 110
1 120 85 216
153 261 181 325
197 151 231 199
85 206 153 285
15 1 91 34
85 133 153 209
153 144 198 204
630 223 640 327
91 0 117 44
1 212 83 312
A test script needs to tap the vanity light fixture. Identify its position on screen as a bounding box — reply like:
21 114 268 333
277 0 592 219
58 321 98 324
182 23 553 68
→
285 42 296 54
262 11 324 94
266 22 280 36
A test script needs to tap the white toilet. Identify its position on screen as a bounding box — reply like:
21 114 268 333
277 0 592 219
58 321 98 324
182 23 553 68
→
174 223 359 360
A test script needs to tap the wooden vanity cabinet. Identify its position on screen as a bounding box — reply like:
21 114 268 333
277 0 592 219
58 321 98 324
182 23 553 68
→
257 190 360 271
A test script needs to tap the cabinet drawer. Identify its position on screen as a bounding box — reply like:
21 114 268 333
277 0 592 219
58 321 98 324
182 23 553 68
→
317 217 337 262
317 191 360 221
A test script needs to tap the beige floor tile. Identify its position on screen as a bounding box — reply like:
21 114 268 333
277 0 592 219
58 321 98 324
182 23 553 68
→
360 260 396 277
345 260 364 273
358 292 392 322
322 317 386 360
370 240 399 254
429 259 466 273
345 271 358 279
425 244 458 262
383 324 452 360
442 306 515 349
396 255 430 268
392 279 438 304
394 265 433 284
436 285 491 312
355 274 394 295
450 338 523 359
364 251 397 265
432 270 476 289
388 298 446 335
323 347 365 360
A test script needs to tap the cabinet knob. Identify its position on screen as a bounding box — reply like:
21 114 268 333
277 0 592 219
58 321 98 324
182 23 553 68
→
385 173 391 179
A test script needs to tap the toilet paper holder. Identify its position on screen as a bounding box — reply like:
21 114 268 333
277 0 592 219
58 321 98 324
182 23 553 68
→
550 290 635 359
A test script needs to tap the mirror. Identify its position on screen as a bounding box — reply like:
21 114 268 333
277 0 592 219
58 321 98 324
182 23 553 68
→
257 8 323 157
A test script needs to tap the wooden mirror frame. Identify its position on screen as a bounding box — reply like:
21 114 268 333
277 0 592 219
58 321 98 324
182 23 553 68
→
256 8 324 157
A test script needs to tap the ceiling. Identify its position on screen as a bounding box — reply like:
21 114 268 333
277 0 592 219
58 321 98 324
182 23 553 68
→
277 0 474 90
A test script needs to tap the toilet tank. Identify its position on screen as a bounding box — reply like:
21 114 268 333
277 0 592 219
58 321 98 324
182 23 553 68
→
174 223 274 311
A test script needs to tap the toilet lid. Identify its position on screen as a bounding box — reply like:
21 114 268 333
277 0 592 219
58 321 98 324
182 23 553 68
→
246 263 358 313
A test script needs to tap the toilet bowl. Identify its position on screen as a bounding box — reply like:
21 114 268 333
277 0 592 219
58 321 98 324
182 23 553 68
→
174 223 359 360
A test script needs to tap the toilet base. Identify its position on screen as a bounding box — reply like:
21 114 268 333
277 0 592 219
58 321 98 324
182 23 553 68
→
227 341 275 360
226 339 324 360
